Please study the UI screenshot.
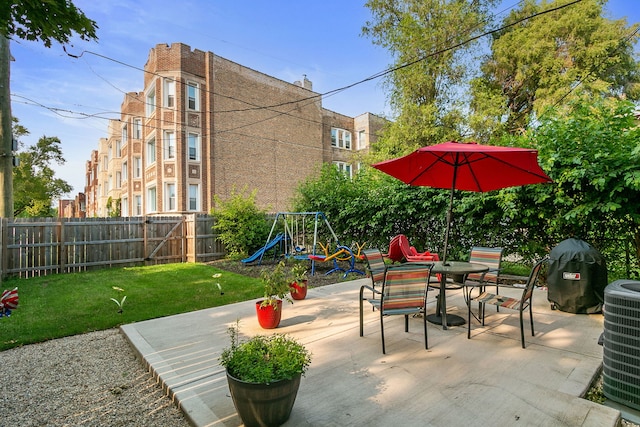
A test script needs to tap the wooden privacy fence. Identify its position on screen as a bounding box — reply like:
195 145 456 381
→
0 214 224 279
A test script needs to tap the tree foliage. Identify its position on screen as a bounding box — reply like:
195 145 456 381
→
362 0 498 159
13 129 72 217
499 98 640 276
294 98 640 279
211 187 271 259
0 0 98 46
470 0 640 136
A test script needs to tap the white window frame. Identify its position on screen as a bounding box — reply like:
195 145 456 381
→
146 186 157 213
188 184 199 211
122 161 128 182
188 133 200 161
164 78 175 108
133 156 142 178
146 137 156 165
115 171 122 188
121 197 129 217
133 118 142 139
331 128 352 150
333 161 352 178
146 83 156 117
164 131 175 159
134 195 142 216
165 182 177 211
187 82 200 111
357 129 366 150
116 140 122 157
121 123 128 145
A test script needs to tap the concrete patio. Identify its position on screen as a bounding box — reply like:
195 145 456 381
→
121 278 621 426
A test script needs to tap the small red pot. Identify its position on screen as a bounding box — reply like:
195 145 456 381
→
289 280 308 300
256 299 283 329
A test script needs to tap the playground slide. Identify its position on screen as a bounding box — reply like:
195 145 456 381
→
241 233 285 264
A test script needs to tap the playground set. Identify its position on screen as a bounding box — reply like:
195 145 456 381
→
242 212 365 277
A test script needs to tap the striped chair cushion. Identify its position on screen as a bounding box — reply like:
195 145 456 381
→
475 292 522 310
382 267 430 312
466 247 503 283
363 249 386 284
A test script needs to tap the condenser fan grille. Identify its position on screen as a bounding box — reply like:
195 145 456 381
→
602 280 640 411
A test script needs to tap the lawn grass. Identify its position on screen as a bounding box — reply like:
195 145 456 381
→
0 263 262 351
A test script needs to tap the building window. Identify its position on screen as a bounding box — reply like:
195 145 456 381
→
164 131 175 159
357 130 366 150
147 186 157 212
122 161 128 182
333 161 352 178
146 83 156 117
331 128 352 150
116 140 122 157
146 137 156 165
115 171 122 188
133 156 141 178
133 118 142 139
102 155 108 171
188 184 199 211
187 82 199 111
134 195 142 216
165 183 176 211
122 197 128 217
188 133 199 161
164 78 175 108
121 124 128 145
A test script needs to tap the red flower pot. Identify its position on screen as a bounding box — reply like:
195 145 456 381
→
289 280 308 300
256 299 283 329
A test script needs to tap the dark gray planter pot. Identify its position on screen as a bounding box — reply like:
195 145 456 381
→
226 371 302 427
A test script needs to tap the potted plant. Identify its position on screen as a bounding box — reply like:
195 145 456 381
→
289 262 308 300
256 261 294 329
220 323 312 427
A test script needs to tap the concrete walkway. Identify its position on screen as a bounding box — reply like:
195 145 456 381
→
121 278 621 427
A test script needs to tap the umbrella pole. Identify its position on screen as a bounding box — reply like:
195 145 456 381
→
442 189 454 264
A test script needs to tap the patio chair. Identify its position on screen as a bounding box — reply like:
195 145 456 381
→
459 247 504 310
362 248 387 289
467 257 546 348
359 263 434 354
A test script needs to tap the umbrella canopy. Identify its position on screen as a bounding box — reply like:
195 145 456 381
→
372 141 552 262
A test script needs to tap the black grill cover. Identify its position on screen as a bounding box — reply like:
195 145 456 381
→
547 238 607 314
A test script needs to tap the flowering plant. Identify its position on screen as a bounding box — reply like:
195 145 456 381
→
212 273 224 295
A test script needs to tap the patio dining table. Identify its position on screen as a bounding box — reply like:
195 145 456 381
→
425 261 489 330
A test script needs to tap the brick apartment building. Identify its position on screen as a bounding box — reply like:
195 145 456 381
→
78 42 386 217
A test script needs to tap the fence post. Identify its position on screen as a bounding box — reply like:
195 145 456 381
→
58 217 66 273
0 217 7 283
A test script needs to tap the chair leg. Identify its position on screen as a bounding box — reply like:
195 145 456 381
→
467 298 472 339
529 302 534 336
380 312 386 354
359 287 365 337
404 314 409 332
423 310 429 349
519 308 526 349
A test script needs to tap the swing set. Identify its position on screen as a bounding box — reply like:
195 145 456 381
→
246 211 364 277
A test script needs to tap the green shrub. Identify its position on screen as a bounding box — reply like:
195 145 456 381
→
211 186 270 259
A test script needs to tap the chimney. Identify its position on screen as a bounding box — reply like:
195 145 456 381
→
294 74 312 90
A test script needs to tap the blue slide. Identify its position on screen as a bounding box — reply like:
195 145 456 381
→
241 233 285 264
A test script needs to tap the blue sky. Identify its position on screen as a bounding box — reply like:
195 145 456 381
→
9 0 640 197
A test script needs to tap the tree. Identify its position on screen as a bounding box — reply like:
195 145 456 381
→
496 98 640 277
13 131 72 217
362 0 498 160
470 0 640 137
0 0 98 217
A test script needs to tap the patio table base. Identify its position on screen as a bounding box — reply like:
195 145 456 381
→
426 313 465 326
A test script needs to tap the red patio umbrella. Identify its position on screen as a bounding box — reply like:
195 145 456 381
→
372 141 552 262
